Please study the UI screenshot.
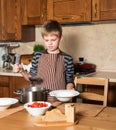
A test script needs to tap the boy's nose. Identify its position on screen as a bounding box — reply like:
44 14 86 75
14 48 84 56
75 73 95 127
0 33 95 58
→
48 40 52 44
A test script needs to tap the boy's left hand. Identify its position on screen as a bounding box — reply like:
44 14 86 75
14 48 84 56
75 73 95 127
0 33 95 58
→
66 83 75 90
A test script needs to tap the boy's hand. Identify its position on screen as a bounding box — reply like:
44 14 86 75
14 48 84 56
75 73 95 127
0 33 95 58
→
13 63 23 73
66 83 75 90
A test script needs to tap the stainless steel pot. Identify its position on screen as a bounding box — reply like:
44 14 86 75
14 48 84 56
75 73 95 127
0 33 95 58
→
14 86 49 104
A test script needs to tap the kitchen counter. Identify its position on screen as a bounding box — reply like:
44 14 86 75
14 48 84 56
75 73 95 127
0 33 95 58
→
1 67 116 81
0 102 116 130
0 67 22 77
85 70 116 82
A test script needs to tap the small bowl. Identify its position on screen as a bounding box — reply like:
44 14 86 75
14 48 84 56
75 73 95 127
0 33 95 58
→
24 101 51 116
49 90 80 102
0 98 18 111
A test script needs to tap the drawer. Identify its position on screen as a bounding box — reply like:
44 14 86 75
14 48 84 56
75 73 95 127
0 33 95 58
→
0 76 9 87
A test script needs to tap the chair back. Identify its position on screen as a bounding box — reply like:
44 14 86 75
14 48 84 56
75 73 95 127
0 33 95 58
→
74 77 109 106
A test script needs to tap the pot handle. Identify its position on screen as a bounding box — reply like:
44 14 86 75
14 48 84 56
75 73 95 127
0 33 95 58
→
43 89 50 101
13 89 22 95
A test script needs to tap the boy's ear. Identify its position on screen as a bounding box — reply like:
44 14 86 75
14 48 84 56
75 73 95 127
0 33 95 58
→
60 35 63 41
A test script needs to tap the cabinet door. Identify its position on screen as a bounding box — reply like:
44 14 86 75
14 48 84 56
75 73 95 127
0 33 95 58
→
0 76 9 97
0 0 21 41
10 76 29 98
92 0 116 21
21 0 47 25
0 1 2 40
47 0 91 23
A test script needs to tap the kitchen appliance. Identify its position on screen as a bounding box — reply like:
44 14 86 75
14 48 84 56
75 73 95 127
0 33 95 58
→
2 45 16 69
74 57 96 75
2 53 15 68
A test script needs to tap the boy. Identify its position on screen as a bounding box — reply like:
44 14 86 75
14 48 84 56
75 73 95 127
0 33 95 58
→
13 20 74 91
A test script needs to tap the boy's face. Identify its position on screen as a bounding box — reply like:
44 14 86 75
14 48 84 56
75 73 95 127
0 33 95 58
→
43 34 62 53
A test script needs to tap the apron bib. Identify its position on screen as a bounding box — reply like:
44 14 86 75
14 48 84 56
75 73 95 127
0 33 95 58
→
37 53 65 91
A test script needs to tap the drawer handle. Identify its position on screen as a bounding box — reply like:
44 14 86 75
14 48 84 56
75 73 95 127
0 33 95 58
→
62 17 74 20
94 3 98 18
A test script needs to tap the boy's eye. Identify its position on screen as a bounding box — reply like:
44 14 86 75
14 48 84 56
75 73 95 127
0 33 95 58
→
44 39 49 42
51 39 57 42
44 39 57 42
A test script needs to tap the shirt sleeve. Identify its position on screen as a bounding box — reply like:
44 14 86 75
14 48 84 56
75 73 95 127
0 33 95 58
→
64 54 74 84
29 52 42 76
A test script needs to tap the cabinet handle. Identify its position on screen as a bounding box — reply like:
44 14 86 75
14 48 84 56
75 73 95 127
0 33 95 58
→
41 12 44 18
62 17 74 20
94 3 98 18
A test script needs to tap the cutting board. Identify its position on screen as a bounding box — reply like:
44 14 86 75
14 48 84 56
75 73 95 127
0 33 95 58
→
34 104 78 127
34 120 78 127
19 54 33 65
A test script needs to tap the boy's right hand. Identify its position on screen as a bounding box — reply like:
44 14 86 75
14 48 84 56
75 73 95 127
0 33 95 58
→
13 63 23 73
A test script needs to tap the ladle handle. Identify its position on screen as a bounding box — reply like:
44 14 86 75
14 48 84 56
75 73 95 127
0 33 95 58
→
29 77 43 86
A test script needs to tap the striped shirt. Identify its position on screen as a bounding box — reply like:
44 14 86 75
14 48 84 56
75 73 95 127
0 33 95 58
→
30 50 74 90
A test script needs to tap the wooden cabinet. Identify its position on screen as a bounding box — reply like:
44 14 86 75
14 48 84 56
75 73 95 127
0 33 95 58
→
47 0 91 23
21 0 47 25
0 75 29 98
0 0 21 41
47 0 116 23
92 0 116 21
0 76 9 97
10 76 29 98
0 0 35 41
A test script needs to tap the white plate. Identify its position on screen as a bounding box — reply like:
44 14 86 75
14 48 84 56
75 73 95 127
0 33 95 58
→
49 90 80 102
49 90 80 97
0 98 18 106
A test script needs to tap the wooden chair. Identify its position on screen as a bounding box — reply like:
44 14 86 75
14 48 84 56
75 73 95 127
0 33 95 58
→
74 76 109 106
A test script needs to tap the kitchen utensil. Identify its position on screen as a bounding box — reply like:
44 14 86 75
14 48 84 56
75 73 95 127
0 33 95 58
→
24 101 51 116
14 76 49 103
19 54 33 65
14 86 49 103
0 98 18 111
34 103 78 127
74 57 96 75
49 90 79 102
29 77 43 86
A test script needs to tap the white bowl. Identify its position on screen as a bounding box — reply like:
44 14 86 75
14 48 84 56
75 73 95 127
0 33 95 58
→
24 101 51 116
49 90 80 102
0 98 18 111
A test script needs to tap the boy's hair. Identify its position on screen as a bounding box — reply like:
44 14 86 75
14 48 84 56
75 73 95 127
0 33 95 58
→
41 20 62 38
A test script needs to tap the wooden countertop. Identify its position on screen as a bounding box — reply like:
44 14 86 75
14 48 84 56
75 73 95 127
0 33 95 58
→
0 102 116 130
1 67 116 82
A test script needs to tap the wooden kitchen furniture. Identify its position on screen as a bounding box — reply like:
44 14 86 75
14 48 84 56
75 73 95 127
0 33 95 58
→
0 0 116 41
47 0 91 23
47 0 116 24
85 71 116 107
92 0 116 21
21 0 47 25
0 75 29 98
0 76 9 97
0 0 21 41
0 103 116 130
74 77 109 106
0 0 35 41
